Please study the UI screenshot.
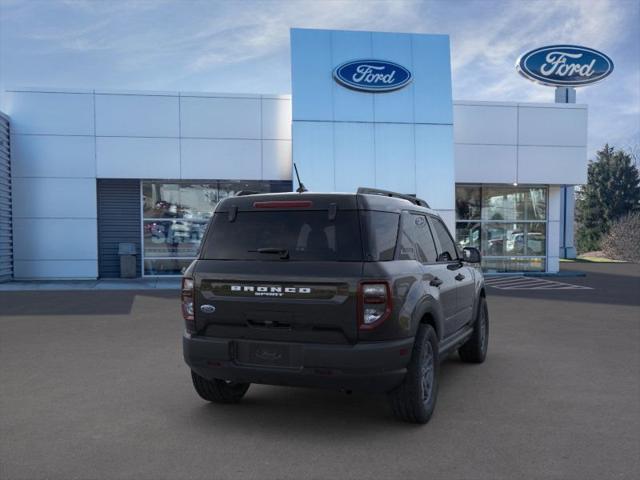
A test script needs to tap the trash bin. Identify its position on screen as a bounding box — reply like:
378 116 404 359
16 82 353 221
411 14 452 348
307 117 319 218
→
118 242 137 278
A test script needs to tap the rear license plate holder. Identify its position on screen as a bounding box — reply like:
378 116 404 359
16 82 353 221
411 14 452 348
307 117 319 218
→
234 341 300 368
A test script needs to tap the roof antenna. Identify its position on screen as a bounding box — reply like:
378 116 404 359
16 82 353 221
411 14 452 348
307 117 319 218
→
293 163 308 193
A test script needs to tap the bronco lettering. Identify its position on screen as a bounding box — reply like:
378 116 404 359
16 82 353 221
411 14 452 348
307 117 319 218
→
230 285 312 296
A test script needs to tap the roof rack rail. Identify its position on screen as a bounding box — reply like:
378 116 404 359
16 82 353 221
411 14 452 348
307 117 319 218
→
235 190 259 196
357 187 430 208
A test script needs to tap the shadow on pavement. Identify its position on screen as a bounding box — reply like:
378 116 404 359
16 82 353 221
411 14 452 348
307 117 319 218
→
0 290 177 316
183 356 471 434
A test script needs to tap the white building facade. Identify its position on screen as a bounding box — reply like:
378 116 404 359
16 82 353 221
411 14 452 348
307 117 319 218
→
0 28 587 279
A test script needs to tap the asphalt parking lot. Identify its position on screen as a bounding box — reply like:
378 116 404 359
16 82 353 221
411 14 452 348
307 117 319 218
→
1 262 639 480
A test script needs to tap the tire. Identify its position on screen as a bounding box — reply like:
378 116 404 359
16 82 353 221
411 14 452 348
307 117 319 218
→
388 324 439 424
190 371 250 404
458 296 489 363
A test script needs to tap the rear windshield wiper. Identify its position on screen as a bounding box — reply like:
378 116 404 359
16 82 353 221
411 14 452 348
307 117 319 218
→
249 247 290 260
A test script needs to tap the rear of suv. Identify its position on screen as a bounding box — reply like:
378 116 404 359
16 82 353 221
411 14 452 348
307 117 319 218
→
182 188 488 423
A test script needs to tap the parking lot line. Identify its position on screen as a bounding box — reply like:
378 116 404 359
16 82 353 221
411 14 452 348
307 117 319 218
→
485 276 592 290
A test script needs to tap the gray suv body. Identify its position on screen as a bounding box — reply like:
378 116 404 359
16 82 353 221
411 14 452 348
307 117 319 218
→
182 189 488 423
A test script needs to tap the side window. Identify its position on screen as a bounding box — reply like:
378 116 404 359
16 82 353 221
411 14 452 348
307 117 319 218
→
361 211 400 261
398 216 418 261
414 215 438 262
429 217 458 262
398 213 438 263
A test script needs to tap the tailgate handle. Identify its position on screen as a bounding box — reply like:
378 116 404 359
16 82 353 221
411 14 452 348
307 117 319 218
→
247 319 291 329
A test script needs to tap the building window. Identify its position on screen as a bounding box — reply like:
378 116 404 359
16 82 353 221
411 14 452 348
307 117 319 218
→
455 185 547 272
141 180 291 275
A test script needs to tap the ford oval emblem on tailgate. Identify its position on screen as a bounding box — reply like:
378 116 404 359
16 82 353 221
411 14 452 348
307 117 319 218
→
200 304 216 314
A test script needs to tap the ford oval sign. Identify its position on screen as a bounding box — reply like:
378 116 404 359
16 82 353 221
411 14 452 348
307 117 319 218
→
333 59 412 93
516 45 613 87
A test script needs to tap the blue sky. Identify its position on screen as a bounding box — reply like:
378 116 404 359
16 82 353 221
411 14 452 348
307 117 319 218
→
0 0 638 158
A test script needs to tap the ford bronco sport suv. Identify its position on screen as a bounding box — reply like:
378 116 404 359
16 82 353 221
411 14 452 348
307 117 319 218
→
182 188 488 424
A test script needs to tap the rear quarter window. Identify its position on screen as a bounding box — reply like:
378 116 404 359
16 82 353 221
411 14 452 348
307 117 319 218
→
360 211 400 261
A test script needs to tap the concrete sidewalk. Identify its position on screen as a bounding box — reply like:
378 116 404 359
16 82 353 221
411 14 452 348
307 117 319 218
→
0 278 181 291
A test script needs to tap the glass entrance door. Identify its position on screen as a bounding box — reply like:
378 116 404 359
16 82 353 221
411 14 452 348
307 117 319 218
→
455 185 548 272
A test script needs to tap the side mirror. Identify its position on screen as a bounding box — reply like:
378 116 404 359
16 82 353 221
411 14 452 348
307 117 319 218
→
462 247 481 264
437 252 452 263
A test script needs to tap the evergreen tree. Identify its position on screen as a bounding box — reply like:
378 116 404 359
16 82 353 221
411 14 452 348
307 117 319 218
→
576 145 640 252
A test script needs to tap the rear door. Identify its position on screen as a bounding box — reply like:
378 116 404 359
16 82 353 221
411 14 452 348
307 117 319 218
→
428 215 474 336
397 212 457 330
193 205 364 344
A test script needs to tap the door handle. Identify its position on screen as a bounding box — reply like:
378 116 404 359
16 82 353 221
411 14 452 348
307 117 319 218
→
455 273 465 281
430 277 443 287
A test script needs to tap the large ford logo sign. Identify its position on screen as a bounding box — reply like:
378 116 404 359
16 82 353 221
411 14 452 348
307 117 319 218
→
333 59 412 92
516 45 613 87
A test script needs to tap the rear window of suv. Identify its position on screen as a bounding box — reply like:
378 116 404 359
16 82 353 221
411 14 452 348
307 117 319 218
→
200 210 399 262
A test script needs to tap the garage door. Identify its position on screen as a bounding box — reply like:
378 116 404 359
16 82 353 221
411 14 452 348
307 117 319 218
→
0 112 11 282
97 179 142 278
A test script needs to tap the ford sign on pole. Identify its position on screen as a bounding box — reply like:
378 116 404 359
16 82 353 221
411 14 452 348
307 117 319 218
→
333 59 412 93
516 45 613 87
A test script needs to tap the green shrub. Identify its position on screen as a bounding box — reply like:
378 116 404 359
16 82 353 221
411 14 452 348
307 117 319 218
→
576 145 640 253
601 212 640 262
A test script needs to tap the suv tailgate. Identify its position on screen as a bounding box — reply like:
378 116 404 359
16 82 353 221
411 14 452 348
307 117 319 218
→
194 260 362 344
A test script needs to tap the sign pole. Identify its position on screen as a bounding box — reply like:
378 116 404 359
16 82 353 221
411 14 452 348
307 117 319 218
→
516 45 613 262
554 86 576 103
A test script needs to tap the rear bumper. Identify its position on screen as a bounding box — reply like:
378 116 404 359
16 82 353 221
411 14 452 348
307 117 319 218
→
183 334 414 393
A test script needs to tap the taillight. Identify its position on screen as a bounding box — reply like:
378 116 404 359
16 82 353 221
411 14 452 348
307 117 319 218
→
181 277 195 333
358 281 392 330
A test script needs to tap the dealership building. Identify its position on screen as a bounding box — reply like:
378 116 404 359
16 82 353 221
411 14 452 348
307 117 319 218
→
0 28 589 280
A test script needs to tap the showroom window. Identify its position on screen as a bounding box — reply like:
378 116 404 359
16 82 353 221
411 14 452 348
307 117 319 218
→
455 185 547 272
141 180 291 275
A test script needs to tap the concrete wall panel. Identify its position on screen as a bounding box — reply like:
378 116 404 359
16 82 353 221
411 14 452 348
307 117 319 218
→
415 124 455 210
262 98 292 140
454 104 517 145
455 144 517 184
96 137 180 179
290 29 333 121
11 134 95 178
181 138 261 179
374 123 415 194
180 96 260 139
292 122 334 192
518 146 587 184
12 178 96 219
262 140 292 180
95 94 179 137
411 35 453 125
13 218 97 261
334 122 375 193
519 105 587 146
6 91 94 135
14 260 97 279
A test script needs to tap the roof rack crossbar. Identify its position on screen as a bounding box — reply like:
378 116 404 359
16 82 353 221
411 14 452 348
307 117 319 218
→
356 187 430 208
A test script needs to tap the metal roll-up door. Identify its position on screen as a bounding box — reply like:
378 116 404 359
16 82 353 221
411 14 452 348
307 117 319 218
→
0 112 11 283
97 179 142 278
